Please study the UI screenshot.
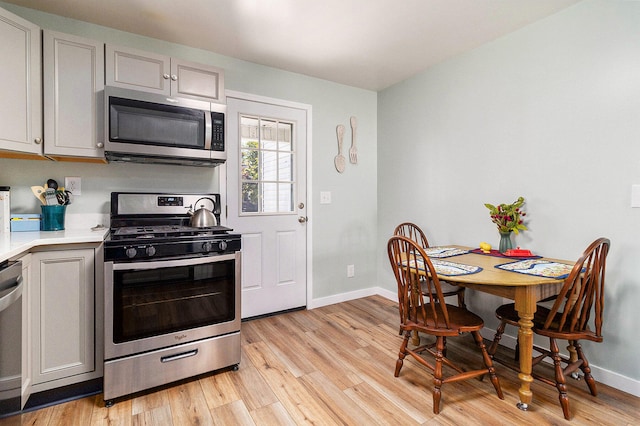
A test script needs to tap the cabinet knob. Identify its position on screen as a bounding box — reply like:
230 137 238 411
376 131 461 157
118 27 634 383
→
96 142 104 148
163 73 170 79
171 74 178 81
34 137 42 144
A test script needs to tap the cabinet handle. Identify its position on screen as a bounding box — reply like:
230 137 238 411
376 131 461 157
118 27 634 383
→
34 137 42 144
163 73 170 79
171 74 178 81
96 142 104 148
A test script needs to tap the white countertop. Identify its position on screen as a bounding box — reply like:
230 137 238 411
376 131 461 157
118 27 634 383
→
0 226 109 262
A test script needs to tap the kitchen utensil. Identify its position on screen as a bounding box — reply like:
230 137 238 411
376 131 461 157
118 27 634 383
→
335 125 346 173
44 188 58 205
46 179 58 190
349 116 358 164
31 186 46 205
55 190 72 205
187 197 218 227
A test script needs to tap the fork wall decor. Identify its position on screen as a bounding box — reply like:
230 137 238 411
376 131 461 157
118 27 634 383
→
334 116 358 173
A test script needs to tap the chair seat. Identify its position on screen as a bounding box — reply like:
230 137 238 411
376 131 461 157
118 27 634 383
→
495 303 602 342
404 304 484 336
421 280 463 296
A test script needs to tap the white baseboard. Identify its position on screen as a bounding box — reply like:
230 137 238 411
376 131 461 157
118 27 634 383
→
479 326 640 397
307 288 640 398
307 287 382 309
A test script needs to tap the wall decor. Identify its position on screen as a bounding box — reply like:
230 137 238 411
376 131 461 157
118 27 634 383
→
335 124 346 173
349 116 358 164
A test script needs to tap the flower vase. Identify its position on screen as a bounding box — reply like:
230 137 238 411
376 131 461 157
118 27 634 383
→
499 231 513 254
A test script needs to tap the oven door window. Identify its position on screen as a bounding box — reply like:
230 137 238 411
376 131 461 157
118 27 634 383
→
112 259 235 343
109 97 206 149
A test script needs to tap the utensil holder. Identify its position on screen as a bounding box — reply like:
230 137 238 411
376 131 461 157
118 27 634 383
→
41 205 66 231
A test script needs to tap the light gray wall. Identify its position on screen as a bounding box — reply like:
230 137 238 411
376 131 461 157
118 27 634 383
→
378 0 640 385
0 2 378 300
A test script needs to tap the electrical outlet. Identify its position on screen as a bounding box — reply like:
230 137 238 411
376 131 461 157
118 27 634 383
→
347 264 355 278
65 177 81 195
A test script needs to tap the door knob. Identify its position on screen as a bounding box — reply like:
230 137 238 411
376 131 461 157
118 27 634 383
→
298 216 308 223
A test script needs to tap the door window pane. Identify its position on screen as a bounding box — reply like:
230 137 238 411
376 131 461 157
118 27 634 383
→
240 115 295 214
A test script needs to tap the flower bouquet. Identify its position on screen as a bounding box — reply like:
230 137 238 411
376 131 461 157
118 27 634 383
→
484 196 527 234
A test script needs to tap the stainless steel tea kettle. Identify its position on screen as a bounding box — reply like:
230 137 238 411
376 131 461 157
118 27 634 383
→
187 197 218 228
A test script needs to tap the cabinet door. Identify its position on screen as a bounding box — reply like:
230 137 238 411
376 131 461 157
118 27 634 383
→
105 44 170 94
172 58 225 103
31 249 95 385
0 6 42 155
43 30 105 160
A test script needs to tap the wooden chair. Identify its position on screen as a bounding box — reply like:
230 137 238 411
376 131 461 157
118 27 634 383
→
387 235 504 414
488 238 610 420
393 222 466 309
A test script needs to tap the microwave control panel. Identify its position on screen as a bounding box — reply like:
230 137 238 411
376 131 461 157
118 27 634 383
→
211 112 225 151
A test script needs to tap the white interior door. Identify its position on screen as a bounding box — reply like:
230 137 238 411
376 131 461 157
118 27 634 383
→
226 95 308 318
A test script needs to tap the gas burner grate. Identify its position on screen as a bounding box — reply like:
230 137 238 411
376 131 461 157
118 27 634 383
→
110 225 233 241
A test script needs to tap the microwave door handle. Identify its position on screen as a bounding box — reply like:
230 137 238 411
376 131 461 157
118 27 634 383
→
204 112 212 150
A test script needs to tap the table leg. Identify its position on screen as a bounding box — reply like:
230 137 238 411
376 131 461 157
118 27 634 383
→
567 340 581 380
514 288 536 410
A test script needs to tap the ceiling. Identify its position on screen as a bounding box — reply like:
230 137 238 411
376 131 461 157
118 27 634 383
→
5 0 581 91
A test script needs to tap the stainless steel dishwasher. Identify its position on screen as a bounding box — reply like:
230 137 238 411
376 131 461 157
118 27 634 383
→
0 260 23 418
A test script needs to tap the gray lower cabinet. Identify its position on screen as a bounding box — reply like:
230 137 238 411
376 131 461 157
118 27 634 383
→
43 30 105 160
30 245 103 392
0 6 42 156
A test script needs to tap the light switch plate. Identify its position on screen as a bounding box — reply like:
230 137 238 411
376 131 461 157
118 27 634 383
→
632 185 640 208
320 191 332 204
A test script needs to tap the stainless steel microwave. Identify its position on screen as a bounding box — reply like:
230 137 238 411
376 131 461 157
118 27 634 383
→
104 86 226 167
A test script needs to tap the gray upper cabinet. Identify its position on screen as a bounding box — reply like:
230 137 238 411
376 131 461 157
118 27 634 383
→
0 6 42 156
43 30 105 160
106 44 225 104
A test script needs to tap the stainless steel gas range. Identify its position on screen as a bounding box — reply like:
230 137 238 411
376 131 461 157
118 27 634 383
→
103 192 241 405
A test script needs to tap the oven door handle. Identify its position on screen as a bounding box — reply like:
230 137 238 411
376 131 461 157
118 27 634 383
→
161 349 198 363
109 252 237 270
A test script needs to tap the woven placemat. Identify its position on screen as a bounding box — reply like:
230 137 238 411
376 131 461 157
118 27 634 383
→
403 258 482 276
470 248 541 259
495 259 576 279
423 247 470 258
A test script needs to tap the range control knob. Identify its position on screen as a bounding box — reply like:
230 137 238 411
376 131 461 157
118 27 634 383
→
145 246 156 257
202 241 213 253
125 247 137 258
218 240 228 251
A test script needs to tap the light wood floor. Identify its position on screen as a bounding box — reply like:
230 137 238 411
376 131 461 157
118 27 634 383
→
1 295 638 425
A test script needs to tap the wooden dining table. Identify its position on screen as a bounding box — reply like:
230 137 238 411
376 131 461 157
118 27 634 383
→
413 246 568 411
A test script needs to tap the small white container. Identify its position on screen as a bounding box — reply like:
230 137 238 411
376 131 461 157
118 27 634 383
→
0 186 9 234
